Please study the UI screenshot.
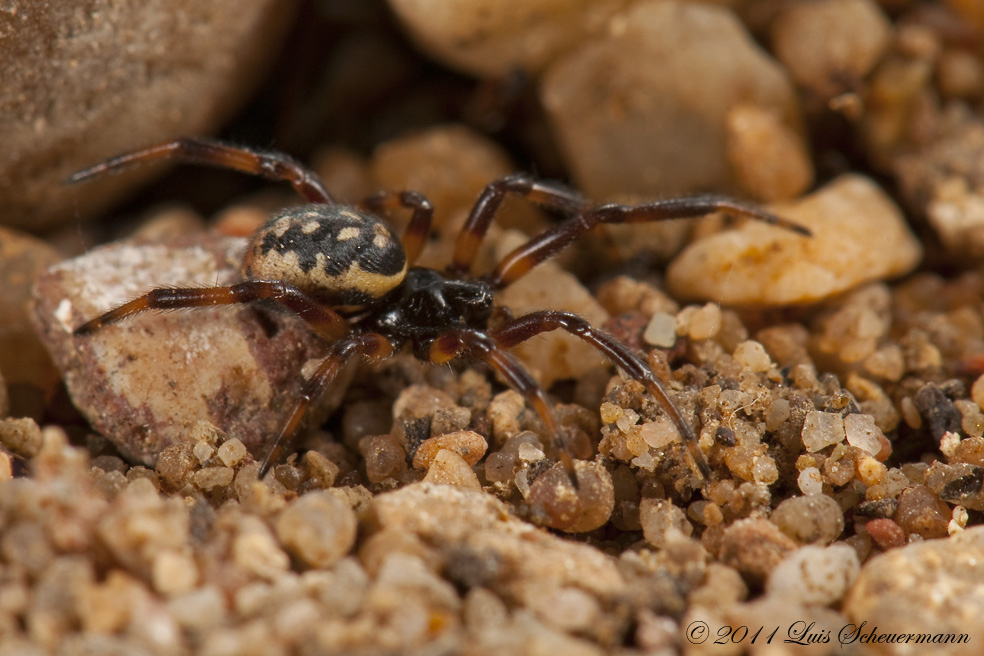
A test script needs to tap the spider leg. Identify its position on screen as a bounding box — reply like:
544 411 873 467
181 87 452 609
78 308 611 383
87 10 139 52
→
259 332 395 477
490 197 811 288
65 137 333 204
363 190 434 266
490 310 710 481
450 174 590 276
429 329 577 478
74 280 350 343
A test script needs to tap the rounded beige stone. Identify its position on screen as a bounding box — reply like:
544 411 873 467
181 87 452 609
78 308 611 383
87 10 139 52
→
666 175 922 305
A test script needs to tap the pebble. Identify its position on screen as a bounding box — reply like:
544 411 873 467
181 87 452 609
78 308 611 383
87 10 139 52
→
423 449 483 489
895 484 952 539
667 175 923 305
275 491 358 569
797 466 824 496
718 518 799 586
151 550 199 597
844 525 984 653
772 0 892 101
865 518 907 550
726 103 814 201
732 340 772 373
369 483 626 598
642 312 677 348
496 259 608 388
96 480 190 581
526 460 615 532
232 516 291 581
370 125 542 251
359 434 408 484
894 107 984 259
0 417 43 459
801 410 846 453
844 413 885 456
1 0 296 231
770 494 845 546
32 234 342 466
386 0 626 77
766 544 860 607
640 498 693 549
541 1 801 200
925 461 984 511
412 431 488 470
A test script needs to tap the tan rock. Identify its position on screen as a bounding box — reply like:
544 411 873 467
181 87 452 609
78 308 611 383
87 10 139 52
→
387 0 631 77
666 175 922 305
541 0 802 200
32 235 345 466
0 0 298 231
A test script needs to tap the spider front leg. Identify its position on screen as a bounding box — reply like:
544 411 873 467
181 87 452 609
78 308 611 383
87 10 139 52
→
259 332 395 477
491 310 711 481
489 197 811 288
74 280 350 343
66 137 333 203
450 174 590 276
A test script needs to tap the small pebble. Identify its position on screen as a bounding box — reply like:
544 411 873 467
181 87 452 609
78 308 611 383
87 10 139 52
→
275 491 358 569
387 0 625 77
152 550 199 596
497 261 608 387
642 312 677 348
423 449 483 489
719 519 799 586
797 467 824 495
412 431 488 470
801 411 846 452
843 413 884 456
233 517 290 581
193 466 234 491
217 438 248 467
640 498 692 549
726 103 813 201
894 485 951 539
526 461 615 533
766 544 860 606
732 340 772 372
772 0 892 100
770 495 844 545
0 417 43 459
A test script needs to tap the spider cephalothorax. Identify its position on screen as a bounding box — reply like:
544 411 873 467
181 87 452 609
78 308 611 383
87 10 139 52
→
71 138 809 483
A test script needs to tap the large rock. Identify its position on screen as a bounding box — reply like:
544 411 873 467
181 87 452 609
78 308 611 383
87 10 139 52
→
32 234 344 466
541 0 805 201
0 0 297 231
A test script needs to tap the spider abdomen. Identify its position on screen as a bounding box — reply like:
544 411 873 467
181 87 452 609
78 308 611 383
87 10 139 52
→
242 205 407 311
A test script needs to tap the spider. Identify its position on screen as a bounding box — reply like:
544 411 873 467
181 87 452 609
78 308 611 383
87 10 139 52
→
70 138 809 483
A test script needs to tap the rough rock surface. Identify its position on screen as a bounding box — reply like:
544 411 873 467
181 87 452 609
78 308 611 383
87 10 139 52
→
0 0 297 231
31 234 340 465
386 0 630 77
541 0 804 201
843 525 984 655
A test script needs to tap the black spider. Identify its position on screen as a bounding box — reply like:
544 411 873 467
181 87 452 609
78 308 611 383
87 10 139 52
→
71 138 809 482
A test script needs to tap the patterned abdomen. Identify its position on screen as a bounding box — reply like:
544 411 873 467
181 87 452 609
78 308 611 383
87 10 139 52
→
242 205 407 312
